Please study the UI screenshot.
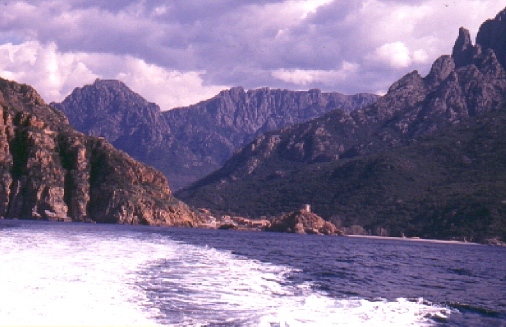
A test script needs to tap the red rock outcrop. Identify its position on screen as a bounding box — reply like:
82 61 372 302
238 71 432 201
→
0 77 198 226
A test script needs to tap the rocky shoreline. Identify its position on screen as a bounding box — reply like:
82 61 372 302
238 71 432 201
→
4 215 506 247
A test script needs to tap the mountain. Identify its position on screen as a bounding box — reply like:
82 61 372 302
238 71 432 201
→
52 84 378 190
177 104 506 242
176 7 506 242
0 77 198 226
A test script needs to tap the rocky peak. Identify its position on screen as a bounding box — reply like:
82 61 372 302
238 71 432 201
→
220 86 245 96
1 79 69 131
92 78 138 93
70 79 154 110
452 27 474 68
451 6 506 72
454 27 472 50
52 79 167 144
387 70 424 93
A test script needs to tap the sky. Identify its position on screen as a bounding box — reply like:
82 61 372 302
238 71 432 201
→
0 1 504 110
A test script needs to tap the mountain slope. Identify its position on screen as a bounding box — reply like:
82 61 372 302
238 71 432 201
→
177 104 506 241
176 7 506 241
0 77 197 226
53 85 378 190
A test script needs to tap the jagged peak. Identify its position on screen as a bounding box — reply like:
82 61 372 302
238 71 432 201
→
425 55 455 88
219 86 245 95
476 7 506 70
0 77 46 107
452 27 475 68
387 70 423 93
454 27 473 50
76 78 156 105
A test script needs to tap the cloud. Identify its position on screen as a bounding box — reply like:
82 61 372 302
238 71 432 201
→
0 0 504 103
0 41 228 110
0 41 99 101
114 58 228 110
271 62 359 86
368 42 429 69
373 42 412 69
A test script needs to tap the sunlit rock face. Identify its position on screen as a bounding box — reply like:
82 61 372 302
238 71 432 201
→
0 77 198 226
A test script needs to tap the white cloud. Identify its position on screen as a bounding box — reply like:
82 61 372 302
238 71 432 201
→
374 42 412 69
0 41 229 110
367 42 433 71
271 61 359 86
115 58 228 110
413 49 429 64
298 0 335 19
0 41 98 101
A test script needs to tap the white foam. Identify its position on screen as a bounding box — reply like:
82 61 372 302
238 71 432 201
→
0 228 166 326
0 225 452 326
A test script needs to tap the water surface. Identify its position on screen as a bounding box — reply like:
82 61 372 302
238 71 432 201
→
0 220 504 326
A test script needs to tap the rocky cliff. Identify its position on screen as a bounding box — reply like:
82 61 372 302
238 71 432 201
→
0 77 198 226
53 84 378 190
176 7 506 242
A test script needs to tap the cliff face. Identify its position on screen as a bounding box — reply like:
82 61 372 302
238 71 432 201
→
53 84 378 190
0 78 197 226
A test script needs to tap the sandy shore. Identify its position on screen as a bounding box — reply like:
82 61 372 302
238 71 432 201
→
346 234 481 245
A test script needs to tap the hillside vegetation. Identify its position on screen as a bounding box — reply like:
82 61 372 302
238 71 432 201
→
178 106 506 242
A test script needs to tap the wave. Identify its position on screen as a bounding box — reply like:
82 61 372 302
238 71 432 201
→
0 224 453 326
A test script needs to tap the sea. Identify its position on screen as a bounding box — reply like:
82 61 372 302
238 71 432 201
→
0 220 505 327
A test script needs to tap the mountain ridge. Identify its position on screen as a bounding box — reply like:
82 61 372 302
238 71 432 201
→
178 7 506 186
175 7 506 242
52 84 379 190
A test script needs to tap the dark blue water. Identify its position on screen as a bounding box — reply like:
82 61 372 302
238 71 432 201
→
1 220 505 326
155 228 506 326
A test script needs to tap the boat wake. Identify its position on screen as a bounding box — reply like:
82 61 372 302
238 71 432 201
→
137 241 453 326
0 224 453 326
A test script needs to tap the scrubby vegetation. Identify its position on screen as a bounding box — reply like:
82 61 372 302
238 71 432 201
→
179 106 506 242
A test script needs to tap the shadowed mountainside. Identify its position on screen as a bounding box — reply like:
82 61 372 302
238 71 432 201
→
53 84 378 190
